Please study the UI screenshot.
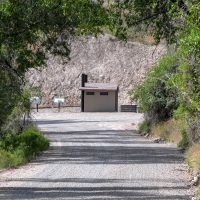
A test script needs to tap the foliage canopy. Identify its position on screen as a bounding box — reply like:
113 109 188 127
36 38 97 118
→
131 2 200 142
0 0 115 132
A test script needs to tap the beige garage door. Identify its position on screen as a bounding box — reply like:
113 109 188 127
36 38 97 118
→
84 91 116 112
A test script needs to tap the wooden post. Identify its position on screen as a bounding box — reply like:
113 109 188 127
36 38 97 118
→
37 104 39 112
58 102 60 112
81 74 88 112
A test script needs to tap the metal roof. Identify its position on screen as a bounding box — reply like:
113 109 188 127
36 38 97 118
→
80 83 118 91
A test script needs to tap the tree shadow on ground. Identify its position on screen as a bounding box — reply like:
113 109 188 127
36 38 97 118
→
35 120 122 125
31 129 183 165
0 122 189 200
0 184 191 200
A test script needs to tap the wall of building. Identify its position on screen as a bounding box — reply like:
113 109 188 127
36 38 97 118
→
84 91 116 112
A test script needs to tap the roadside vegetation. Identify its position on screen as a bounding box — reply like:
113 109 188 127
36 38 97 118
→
0 86 49 169
0 126 49 169
129 1 200 197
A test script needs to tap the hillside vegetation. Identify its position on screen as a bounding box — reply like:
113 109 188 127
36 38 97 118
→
129 2 200 197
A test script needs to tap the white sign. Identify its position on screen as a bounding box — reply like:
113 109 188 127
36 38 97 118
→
54 98 65 104
30 96 41 104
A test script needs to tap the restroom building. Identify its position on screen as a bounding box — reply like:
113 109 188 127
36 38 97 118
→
80 74 118 112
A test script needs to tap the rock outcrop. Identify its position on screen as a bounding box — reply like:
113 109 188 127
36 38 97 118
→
27 34 166 107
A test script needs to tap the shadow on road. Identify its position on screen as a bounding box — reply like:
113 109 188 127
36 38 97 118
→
0 118 189 200
0 185 190 200
30 129 183 165
35 120 124 125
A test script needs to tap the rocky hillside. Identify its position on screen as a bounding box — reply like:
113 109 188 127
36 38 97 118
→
27 34 166 107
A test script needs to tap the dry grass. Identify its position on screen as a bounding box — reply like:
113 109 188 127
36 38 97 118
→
186 144 200 200
186 143 200 174
151 119 183 144
197 187 200 200
143 35 156 45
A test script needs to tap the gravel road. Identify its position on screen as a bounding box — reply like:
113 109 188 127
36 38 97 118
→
0 111 195 199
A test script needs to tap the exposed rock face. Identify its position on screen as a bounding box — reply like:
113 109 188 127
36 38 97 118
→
27 34 166 107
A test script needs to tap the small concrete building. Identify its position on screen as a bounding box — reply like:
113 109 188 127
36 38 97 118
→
80 74 118 112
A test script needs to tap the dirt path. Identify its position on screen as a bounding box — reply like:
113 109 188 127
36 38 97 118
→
0 111 195 199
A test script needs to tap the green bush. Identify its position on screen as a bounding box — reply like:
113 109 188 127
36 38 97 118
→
130 54 179 125
0 149 26 168
138 120 151 135
0 126 49 169
178 129 189 150
19 127 49 158
0 133 19 151
0 150 17 168
186 143 200 173
0 69 20 131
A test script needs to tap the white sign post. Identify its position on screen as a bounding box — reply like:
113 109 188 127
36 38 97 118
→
54 98 65 112
30 96 41 112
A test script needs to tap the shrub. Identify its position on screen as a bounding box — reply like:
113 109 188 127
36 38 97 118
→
0 149 25 168
178 129 189 150
0 126 49 169
130 54 179 125
138 120 151 135
0 133 19 152
0 150 16 168
186 143 200 173
0 69 21 131
188 117 200 143
151 119 183 143
19 126 49 158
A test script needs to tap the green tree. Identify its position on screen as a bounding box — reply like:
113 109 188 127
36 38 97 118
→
130 2 200 141
108 0 189 43
167 3 200 141
0 0 116 132
131 55 179 124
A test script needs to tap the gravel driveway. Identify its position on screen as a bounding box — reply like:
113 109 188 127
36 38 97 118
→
0 111 195 199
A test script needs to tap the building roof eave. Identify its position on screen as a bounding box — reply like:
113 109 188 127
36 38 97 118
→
79 87 118 91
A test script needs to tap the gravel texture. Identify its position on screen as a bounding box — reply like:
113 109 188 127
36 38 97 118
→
0 110 195 199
